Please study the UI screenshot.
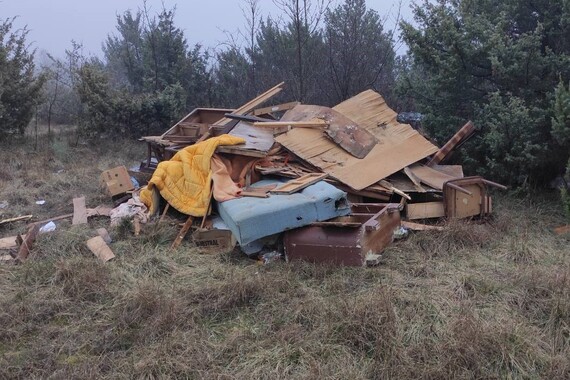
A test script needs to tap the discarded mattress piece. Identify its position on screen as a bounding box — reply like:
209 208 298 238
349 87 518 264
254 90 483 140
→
283 203 401 266
217 179 350 245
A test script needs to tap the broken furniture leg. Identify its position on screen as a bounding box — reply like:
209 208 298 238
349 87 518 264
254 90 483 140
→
171 216 194 250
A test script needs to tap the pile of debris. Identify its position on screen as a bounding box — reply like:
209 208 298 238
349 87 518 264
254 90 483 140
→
133 82 506 266
1 82 507 266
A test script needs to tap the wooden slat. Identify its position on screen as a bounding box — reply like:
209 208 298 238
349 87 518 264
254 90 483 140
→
271 173 328 194
0 215 33 225
253 101 300 116
253 120 328 128
427 121 476 166
402 221 445 231
171 216 194 250
408 164 458 191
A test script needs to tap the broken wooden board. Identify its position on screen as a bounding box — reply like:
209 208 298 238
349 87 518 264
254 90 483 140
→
72 196 88 225
431 164 464 178
216 121 275 156
271 174 328 195
277 94 438 191
406 202 445 220
253 120 328 128
253 101 300 116
0 235 24 250
171 216 194 250
427 121 476 166
278 104 379 159
408 164 459 191
0 215 33 226
86 236 115 262
17 224 41 262
402 221 445 231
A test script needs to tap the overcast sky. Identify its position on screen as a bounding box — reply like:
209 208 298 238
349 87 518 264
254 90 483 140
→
2 0 414 59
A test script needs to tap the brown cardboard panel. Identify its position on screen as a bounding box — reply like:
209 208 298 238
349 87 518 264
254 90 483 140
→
86 236 115 262
192 229 236 251
100 166 134 196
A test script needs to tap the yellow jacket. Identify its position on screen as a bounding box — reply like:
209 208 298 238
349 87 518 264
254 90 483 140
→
140 134 245 216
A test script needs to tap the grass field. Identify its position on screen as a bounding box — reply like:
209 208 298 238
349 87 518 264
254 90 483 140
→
1 132 569 379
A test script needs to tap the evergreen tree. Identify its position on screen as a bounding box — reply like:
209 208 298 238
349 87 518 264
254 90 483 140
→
400 0 570 186
0 18 45 138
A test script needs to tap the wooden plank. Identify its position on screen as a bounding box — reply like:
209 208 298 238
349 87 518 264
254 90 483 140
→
171 216 194 250
431 164 464 178
198 82 285 142
17 224 41 262
408 164 458 191
0 215 33 225
253 120 328 128
406 202 445 220
0 235 23 250
378 180 412 201
403 167 427 192
72 196 88 225
427 121 476 166
161 108 234 138
402 221 445 231
270 173 328 194
86 236 115 262
253 101 300 116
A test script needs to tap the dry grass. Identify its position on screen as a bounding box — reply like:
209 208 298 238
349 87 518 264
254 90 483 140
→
1 132 569 379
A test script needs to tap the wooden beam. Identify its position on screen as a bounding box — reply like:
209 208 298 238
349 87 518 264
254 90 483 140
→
427 121 476 166
17 224 41 262
0 215 33 225
253 101 300 116
402 221 445 231
253 120 328 128
271 173 328 194
171 216 194 250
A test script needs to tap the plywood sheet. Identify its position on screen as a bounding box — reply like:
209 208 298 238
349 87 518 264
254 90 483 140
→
409 164 458 191
227 121 275 152
276 91 439 191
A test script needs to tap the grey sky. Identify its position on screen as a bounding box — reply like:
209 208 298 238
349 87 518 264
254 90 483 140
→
2 0 414 58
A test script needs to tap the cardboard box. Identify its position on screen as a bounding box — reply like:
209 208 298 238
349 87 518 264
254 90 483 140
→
100 166 134 196
192 229 236 251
